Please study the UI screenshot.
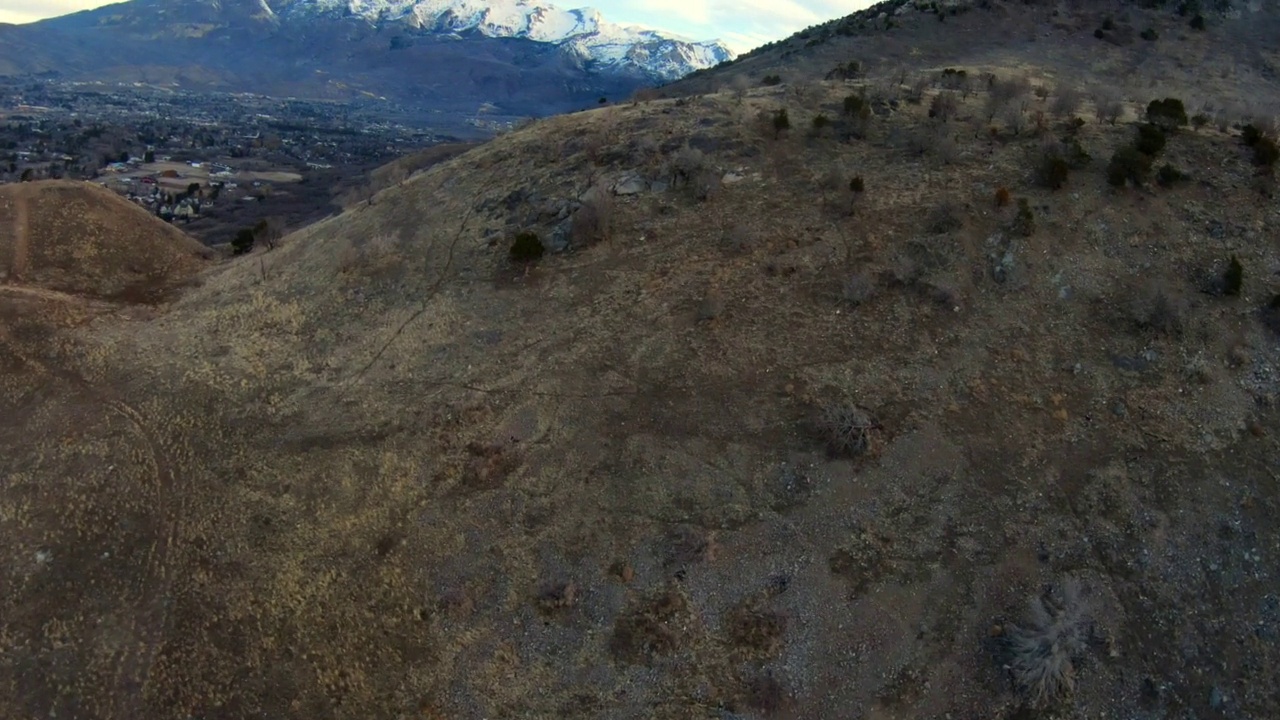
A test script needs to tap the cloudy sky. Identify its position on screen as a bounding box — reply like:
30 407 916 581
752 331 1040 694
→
0 0 870 52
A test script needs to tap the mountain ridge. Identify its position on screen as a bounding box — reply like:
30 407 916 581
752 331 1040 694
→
0 0 735 121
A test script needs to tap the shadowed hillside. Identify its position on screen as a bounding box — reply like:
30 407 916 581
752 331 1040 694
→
3 3 1280 719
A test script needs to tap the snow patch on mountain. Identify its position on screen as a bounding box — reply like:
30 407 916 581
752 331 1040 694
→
280 0 734 80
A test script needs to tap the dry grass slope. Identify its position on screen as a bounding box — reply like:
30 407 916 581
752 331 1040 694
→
0 180 211 302
3 11 1280 720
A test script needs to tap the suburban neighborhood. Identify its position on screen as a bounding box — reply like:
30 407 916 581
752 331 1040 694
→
0 75 468 244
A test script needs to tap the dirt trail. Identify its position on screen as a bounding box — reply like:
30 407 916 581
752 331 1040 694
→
11 184 29 280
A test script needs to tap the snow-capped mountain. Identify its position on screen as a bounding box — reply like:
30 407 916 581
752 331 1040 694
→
0 0 734 125
276 0 734 81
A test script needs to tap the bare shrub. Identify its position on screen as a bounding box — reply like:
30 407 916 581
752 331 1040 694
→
991 74 1033 112
723 601 786 656
926 200 965 234
630 136 662 170
907 76 930 104
1127 282 1186 335
669 147 707 188
790 80 823 107
691 170 722 202
1000 103 1028 135
1093 88 1125 125
933 133 961 165
252 217 283 250
340 234 402 278
929 91 961 122
610 587 689 663
1004 579 1093 708
571 184 614 245
1051 85 1083 118
729 74 751 103
816 403 878 457
1037 143 1071 189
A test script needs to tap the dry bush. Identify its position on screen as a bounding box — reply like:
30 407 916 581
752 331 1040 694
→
1000 103 1028 135
1051 85 1083 118
995 186 1012 207
691 170 722 202
926 200 965 234
339 234 403 279
729 74 751 103
1127 282 1187 335
991 74 1033 112
816 403 878 457
1037 144 1071 190
929 91 961 122
907 125 953 158
669 146 707 188
1005 579 1093 708
933 132 961 165
723 601 786 657
571 184 614 246
630 136 662 170
252 217 283 250
610 587 689 663
790 80 823 107
533 582 579 616
1093 88 1125 125
907 76 930 104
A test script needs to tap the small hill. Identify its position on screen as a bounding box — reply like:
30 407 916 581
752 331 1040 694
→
0 181 211 303
3 5 1280 720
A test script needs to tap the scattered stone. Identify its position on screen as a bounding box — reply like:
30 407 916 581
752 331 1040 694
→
722 171 746 185
1110 353 1152 373
546 218 572 253
612 173 647 196
650 180 670 193
1209 686 1224 709
992 251 1016 284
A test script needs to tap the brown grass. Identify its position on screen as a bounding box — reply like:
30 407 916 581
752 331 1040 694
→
2 38 1280 720
0 180 211 301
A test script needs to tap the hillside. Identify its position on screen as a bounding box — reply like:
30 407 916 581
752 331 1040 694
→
3 5 1280 720
0 181 211 302
670 0 1280 118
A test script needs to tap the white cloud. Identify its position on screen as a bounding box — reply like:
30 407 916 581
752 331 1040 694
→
0 0 116 24
601 0 871 52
